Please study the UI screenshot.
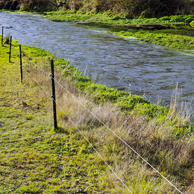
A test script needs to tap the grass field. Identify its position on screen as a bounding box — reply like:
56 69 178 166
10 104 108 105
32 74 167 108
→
0 40 124 193
0 38 194 193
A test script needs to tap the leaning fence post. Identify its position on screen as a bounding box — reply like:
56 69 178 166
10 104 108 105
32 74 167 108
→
9 36 12 62
50 60 58 129
1 26 4 46
19 45 23 83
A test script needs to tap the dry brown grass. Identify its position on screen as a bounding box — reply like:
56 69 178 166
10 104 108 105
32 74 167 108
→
22 56 194 193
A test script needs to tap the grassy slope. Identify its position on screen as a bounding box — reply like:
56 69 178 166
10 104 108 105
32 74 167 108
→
45 11 194 50
0 39 194 193
0 41 125 193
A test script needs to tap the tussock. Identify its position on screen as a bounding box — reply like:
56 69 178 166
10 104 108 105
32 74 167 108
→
24 55 194 193
1 40 193 193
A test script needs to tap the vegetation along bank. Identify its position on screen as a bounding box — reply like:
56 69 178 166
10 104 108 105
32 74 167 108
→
1 0 194 193
44 11 194 50
2 1 194 50
0 32 194 192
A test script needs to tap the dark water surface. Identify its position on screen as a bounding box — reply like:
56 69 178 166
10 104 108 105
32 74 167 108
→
1 12 194 113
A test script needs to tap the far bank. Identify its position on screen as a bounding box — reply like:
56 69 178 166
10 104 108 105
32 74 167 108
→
44 11 194 50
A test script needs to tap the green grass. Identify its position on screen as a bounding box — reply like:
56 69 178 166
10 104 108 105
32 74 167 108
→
1 37 194 193
0 40 124 193
45 11 194 26
44 11 194 50
45 11 129 25
111 28 194 50
3 10 194 50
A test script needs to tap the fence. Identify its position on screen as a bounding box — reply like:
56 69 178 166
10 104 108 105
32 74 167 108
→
1 26 184 194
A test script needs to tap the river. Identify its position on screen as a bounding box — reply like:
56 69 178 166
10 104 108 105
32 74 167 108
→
1 12 194 114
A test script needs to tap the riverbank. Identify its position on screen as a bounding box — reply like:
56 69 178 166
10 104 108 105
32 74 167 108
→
45 11 194 50
0 37 194 192
0 40 128 193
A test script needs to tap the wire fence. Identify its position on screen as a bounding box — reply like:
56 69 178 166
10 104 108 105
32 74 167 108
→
1 28 184 194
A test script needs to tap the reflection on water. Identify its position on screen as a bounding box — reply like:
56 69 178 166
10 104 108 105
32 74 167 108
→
1 12 194 113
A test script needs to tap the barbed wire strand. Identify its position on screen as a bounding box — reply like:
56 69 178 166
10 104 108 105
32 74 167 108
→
10 44 50 76
51 73 184 194
54 97 133 194
24 56 50 76
22 66 133 194
22 67 51 97
19 46 183 194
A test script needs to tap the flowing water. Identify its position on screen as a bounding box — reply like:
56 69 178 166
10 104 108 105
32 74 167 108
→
1 12 194 113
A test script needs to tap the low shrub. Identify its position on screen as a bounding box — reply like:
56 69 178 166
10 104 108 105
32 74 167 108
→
190 20 194 27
